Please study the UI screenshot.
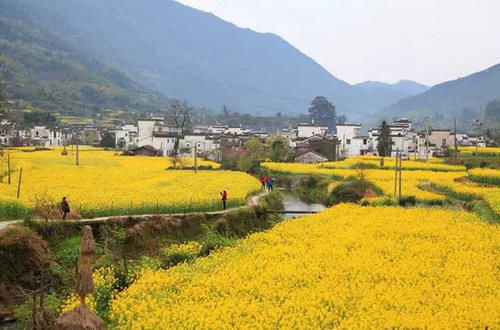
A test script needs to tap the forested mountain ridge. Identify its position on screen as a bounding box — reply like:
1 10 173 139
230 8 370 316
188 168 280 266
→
379 63 500 130
0 0 418 118
0 0 170 117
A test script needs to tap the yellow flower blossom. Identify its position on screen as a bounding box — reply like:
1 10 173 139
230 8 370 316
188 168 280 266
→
110 205 500 328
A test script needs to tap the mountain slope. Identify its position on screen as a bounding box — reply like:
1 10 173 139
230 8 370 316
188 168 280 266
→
0 0 170 117
380 63 500 129
2 0 416 118
355 80 428 96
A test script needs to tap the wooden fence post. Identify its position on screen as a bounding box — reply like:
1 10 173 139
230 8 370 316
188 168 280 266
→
17 167 23 198
7 152 11 185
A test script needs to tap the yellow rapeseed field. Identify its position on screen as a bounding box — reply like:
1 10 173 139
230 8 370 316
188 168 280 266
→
0 148 260 217
262 160 500 206
110 204 500 328
458 146 500 156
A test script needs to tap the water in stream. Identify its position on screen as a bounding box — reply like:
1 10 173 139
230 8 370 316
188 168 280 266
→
280 190 326 219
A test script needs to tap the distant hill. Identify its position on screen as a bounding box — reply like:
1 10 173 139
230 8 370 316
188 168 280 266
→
379 63 500 130
0 0 171 118
0 0 417 118
355 80 428 96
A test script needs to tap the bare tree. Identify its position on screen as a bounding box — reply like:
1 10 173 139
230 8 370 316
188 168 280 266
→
166 100 194 136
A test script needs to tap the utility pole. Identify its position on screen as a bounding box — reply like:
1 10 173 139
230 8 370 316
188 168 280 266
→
76 142 80 166
454 118 458 161
7 152 11 185
16 167 23 199
471 119 483 156
194 144 198 173
398 153 402 198
393 152 402 199
424 117 431 161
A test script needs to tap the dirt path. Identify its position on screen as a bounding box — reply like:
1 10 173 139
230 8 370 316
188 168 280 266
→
0 192 269 230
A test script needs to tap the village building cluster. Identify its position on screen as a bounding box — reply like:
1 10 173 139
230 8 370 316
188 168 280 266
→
0 117 489 162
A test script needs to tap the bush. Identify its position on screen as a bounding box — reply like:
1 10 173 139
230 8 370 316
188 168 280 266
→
52 236 81 267
0 225 52 291
23 219 82 243
258 191 284 211
0 200 32 220
294 175 330 205
199 231 236 257
398 196 417 206
329 180 371 205
350 162 379 169
214 206 270 237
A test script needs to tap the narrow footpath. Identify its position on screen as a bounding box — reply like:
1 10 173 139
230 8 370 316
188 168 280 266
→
0 192 269 230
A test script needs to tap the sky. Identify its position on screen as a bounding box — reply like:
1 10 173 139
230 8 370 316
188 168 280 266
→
177 0 500 86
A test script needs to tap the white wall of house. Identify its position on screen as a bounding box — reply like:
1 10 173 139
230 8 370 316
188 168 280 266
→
349 137 369 156
137 120 157 147
179 135 218 154
337 124 361 157
225 127 245 135
297 125 328 138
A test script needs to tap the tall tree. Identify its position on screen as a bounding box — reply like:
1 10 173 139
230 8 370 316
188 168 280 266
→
308 96 336 131
166 100 194 136
267 136 290 162
376 120 392 157
99 132 116 148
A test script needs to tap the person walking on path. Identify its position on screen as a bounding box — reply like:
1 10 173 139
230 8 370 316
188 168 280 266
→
220 190 228 210
61 197 70 220
265 176 271 192
268 177 275 191
259 175 266 192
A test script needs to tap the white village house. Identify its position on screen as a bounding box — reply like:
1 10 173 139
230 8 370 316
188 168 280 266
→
137 118 181 156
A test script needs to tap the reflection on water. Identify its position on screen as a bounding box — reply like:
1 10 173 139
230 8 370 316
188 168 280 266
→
281 191 325 219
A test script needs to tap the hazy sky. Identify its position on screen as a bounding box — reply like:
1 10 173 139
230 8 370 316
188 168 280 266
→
177 0 500 86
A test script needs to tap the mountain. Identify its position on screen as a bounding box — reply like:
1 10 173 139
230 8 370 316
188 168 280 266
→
0 1 171 118
0 0 415 118
355 80 428 96
379 63 500 130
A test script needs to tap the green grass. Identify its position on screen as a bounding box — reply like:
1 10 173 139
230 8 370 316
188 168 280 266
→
468 175 500 186
468 200 500 223
0 200 33 220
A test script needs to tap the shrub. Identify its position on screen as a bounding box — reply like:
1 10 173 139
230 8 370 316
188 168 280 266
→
258 191 284 211
214 206 270 237
329 180 369 205
398 196 417 207
0 200 32 220
0 225 52 291
199 231 236 257
350 162 379 169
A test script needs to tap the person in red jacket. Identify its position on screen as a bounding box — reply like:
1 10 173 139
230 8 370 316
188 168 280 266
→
259 175 266 191
220 190 228 210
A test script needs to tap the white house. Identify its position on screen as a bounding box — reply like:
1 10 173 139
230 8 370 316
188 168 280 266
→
297 124 328 138
30 126 71 147
137 119 181 156
208 125 228 135
179 135 219 155
336 123 361 157
350 136 370 156
225 126 247 136
111 125 138 149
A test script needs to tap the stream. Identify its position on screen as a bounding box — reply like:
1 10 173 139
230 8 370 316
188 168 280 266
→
280 190 326 219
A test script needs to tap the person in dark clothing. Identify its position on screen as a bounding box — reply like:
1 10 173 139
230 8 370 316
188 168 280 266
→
61 197 70 220
220 190 227 210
